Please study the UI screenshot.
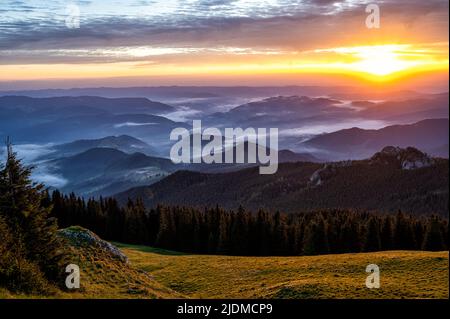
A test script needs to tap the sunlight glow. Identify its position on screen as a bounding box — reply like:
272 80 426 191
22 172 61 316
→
314 44 448 77
1 44 447 84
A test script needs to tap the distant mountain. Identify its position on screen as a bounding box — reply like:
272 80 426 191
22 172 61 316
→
301 119 449 160
2 92 448 163
430 144 450 158
115 147 448 216
203 94 449 153
206 93 449 129
0 86 428 102
0 96 184 147
360 92 449 123
181 136 322 173
328 90 433 101
230 96 343 115
186 149 322 173
206 96 350 128
278 149 321 163
48 135 156 158
30 135 321 195
42 147 178 197
11 113 186 148
0 86 359 99
0 95 174 114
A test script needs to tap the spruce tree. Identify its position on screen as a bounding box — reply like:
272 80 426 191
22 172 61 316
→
339 221 356 253
363 217 381 252
230 206 249 255
303 217 329 255
217 211 230 254
0 140 67 290
380 217 394 250
394 210 416 250
422 216 445 251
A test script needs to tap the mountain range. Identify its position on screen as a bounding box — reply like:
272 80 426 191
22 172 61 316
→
43 147 178 197
0 96 186 149
41 135 157 159
115 146 449 216
0 89 447 206
301 118 449 160
32 135 321 195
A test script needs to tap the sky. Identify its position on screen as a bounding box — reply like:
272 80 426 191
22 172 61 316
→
0 0 448 88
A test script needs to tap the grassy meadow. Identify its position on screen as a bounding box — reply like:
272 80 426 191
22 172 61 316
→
116 244 449 299
1 243 448 299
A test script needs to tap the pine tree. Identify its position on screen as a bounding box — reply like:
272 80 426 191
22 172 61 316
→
230 206 249 255
0 140 67 291
155 206 176 249
338 217 361 253
292 219 304 255
270 211 287 255
303 216 329 255
422 216 445 251
379 217 392 250
0 215 15 285
441 220 449 250
363 217 381 252
394 210 416 250
217 211 230 254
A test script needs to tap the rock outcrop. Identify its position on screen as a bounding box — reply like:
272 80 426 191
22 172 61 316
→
58 226 128 263
370 146 434 170
309 160 353 186
309 146 434 187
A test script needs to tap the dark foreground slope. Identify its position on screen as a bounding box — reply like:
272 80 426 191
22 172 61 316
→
0 226 179 299
116 147 449 215
57 226 179 298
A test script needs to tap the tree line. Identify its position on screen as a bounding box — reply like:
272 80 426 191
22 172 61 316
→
48 191 449 256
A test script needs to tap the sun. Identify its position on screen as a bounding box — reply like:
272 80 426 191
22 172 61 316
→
313 44 448 80
350 45 417 76
330 44 420 77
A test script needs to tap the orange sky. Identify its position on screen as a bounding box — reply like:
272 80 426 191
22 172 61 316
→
0 0 448 89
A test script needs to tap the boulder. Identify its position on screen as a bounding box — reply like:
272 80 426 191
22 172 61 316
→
58 226 128 263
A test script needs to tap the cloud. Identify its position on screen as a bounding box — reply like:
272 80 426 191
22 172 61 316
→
0 143 54 163
113 122 158 128
31 170 68 188
164 107 203 122
0 0 448 66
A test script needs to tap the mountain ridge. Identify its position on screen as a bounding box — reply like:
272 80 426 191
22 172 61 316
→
115 146 449 216
301 118 449 160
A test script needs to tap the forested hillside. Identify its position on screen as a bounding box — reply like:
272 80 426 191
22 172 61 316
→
116 148 449 216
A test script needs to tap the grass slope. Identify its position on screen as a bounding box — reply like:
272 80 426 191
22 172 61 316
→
56 240 180 299
0 229 181 299
117 244 449 299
